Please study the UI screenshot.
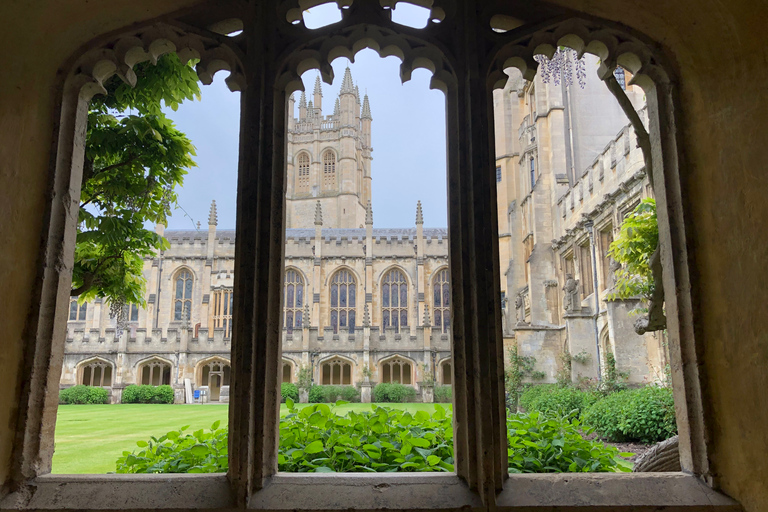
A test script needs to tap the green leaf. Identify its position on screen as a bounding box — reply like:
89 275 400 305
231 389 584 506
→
304 440 325 454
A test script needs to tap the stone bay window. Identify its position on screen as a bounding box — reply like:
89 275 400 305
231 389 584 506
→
12 3 730 512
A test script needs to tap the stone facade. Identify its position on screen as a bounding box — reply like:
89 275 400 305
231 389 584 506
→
61 63 662 403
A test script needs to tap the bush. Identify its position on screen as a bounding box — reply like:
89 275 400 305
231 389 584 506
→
520 385 600 418
434 385 452 403
122 384 175 404
308 385 360 403
116 404 629 474
281 383 299 403
60 385 109 404
583 386 677 443
507 411 630 473
372 382 417 403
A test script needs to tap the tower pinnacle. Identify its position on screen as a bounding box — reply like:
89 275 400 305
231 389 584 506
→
340 67 355 94
365 200 373 225
314 200 323 226
361 94 372 120
208 200 218 226
299 91 307 109
415 200 423 225
313 75 322 96
333 97 340 116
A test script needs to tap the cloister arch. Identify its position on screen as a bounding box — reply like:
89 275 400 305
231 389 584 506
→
317 354 355 385
76 357 115 387
281 358 296 384
437 357 452 386
378 353 415 385
136 356 173 386
195 357 231 402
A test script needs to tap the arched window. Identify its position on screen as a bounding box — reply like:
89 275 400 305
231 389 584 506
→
69 298 87 321
174 269 193 321
212 288 233 338
284 269 304 334
297 152 310 192
139 359 172 386
200 359 231 401
80 360 112 386
380 357 413 385
282 360 293 383
433 268 451 333
320 358 352 385
330 269 356 334
440 360 452 386
382 269 408 333
322 150 336 190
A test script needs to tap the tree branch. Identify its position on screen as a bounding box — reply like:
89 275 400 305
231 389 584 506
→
70 253 124 297
603 72 665 333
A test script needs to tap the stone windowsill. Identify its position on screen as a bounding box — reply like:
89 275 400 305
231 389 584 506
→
4 472 739 511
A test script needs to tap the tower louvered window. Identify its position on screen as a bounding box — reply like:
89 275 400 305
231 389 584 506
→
433 268 451 333
330 269 355 334
284 269 304 334
382 269 408 333
297 152 310 192
322 150 336 190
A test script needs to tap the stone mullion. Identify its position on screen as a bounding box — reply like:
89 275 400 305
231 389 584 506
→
447 4 507 505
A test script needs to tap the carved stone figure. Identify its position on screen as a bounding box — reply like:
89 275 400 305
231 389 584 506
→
515 294 526 323
563 274 580 312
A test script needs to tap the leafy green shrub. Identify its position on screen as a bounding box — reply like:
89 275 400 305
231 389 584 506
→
121 384 174 404
520 385 600 418
434 385 452 403
583 386 676 443
507 411 630 473
116 404 629 474
59 385 109 404
116 421 228 473
372 382 417 403
281 383 299 403
308 385 360 403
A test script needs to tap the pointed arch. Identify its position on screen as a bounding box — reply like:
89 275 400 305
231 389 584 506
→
317 354 355 385
380 267 410 333
284 267 307 333
196 356 231 401
281 357 296 384
295 150 311 193
321 149 336 191
377 353 416 386
431 266 451 333
76 356 115 387
135 356 174 386
328 267 357 334
437 356 453 386
172 266 194 322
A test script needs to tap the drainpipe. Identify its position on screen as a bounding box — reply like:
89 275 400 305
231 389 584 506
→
585 221 602 381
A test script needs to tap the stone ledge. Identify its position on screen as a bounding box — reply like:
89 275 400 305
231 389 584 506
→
3 473 740 511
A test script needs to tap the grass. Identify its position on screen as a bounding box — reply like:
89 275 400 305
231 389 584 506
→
52 402 440 474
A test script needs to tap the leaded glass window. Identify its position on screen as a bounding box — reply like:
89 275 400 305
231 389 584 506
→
284 269 304 334
322 150 336 190
382 268 408 333
432 268 451 333
68 298 87 321
330 269 356 334
174 270 193 321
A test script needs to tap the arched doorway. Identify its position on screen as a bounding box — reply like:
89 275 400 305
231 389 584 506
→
200 359 231 402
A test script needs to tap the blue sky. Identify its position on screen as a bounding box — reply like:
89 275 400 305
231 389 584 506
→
162 4 447 230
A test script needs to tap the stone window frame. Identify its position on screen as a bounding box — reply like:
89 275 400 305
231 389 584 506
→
212 287 234 338
439 358 453 386
281 358 294 384
319 356 353 385
328 267 356 334
378 354 415 386
283 268 305 334
68 297 87 322
7 5 736 512
432 267 451 333
296 151 310 192
137 357 173 387
321 149 337 191
380 267 409 333
77 357 114 387
173 268 194 322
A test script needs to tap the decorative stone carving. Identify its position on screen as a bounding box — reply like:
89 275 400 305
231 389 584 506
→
563 273 580 312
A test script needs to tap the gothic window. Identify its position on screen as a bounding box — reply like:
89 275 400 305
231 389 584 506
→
284 269 304 334
322 150 336 190
80 360 112 387
68 298 87 321
530 157 536 190
213 288 234 338
282 361 293 383
440 360 452 385
579 242 595 298
381 268 408 333
432 268 450 333
380 357 412 385
297 152 310 192
122 303 139 323
200 359 231 401
173 269 193 322
599 225 614 291
320 358 352 385
139 359 172 386
330 269 356 334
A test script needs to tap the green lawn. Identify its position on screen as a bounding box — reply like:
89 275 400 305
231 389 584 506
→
52 403 441 474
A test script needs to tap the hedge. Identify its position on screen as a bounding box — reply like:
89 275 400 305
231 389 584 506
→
434 385 452 403
583 386 677 443
280 382 299 403
371 382 417 403
308 385 360 403
122 384 175 404
520 384 600 418
60 385 109 404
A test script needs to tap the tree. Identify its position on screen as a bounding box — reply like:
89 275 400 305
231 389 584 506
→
608 198 666 332
72 53 200 320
